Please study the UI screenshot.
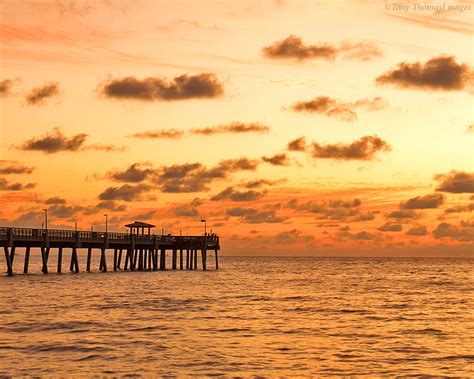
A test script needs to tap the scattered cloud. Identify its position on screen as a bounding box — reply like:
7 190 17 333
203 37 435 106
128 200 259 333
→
0 79 13 96
226 206 287 223
287 137 307 152
311 135 391 160
109 163 155 183
400 193 445 209
378 222 403 232
131 129 184 139
45 197 66 205
262 35 382 61
98 184 151 201
287 198 364 221
211 186 266 201
173 198 202 217
386 209 420 219
101 73 224 101
191 122 269 135
274 228 314 244
435 171 474 193
444 204 474 213
406 225 428 236
0 161 34 175
244 178 285 188
433 221 474 242
376 55 473 91
0 177 36 191
262 153 290 166
292 96 387 121
25 81 60 105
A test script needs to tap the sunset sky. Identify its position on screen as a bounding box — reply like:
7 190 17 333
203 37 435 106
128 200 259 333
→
0 0 473 256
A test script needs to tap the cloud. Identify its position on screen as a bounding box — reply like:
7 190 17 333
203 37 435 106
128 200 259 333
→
406 225 428 236
435 171 474 193
274 229 314 244
173 198 203 217
287 137 307 152
287 198 364 221
0 79 13 96
311 135 391 160
25 81 60 105
262 35 382 61
433 221 474 241
378 222 403 232
98 184 151 202
338 229 380 241
131 129 184 139
155 158 259 193
83 200 127 215
376 55 473 91
466 124 474 133
101 73 224 101
262 153 290 166
18 127 87 153
45 197 66 205
400 193 445 209
211 186 266 201
0 161 34 175
191 122 269 135
226 206 287 224
0 177 36 191
49 204 83 218
244 178 285 188
292 96 387 122
444 204 474 213
109 163 155 183
17 127 124 153
386 209 420 219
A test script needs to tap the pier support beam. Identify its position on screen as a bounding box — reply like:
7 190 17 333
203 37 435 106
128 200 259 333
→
70 248 79 273
132 249 138 271
124 249 130 270
186 249 189 269
138 249 144 271
23 247 31 274
194 249 198 270
215 249 219 270
4 246 13 276
99 248 107 272
86 248 92 272
180 248 183 270
113 249 117 271
41 247 50 274
160 249 166 270
172 249 177 270
189 249 193 270
201 248 206 271
57 247 63 273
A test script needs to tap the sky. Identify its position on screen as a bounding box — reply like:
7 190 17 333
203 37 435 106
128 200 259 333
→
0 0 473 256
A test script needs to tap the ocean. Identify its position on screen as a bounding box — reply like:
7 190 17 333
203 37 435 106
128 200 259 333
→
0 255 473 377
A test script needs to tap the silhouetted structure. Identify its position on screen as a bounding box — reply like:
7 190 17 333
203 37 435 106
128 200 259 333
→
0 222 220 276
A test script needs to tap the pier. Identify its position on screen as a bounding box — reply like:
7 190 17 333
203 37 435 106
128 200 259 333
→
0 221 220 276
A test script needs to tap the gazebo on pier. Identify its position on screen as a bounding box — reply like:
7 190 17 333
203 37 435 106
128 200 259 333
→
125 221 156 236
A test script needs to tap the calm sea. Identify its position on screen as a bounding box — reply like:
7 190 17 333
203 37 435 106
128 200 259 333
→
0 255 473 377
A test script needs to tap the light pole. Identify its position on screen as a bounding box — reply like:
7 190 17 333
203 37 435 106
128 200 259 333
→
201 219 207 235
104 214 108 234
75 222 77 232
43 209 48 231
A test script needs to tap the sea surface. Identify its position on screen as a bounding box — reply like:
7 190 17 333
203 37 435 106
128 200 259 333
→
0 254 473 377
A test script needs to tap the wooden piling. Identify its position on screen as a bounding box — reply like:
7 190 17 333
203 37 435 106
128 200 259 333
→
57 247 62 273
172 249 177 270
148 249 152 271
180 248 183 270
86 248 92 272
4 246 13 276
117 249 123 270
41 247 50 274
194 249 198 270
132 249 138 271
201 249 206 271
215 249 219 270
124 249 130 270
100 248 107 272
72 248 79 273
186 249 189 269
23 246 31 274
160 249 166 270
138 249 144 271
113 249 117 271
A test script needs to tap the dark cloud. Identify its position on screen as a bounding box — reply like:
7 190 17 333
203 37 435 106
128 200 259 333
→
45 197 66 205
287 198 363 221
406 225 428 236
433 221 474 242
191 122 269 135
101 73 224 101
311 135 391 160
262 153 290 166
18 128 123 153
0 79 13 96
244 178 285 188
155 158 259 193
378 222 403 232
0 177 36 191
338 229 380 241
83 200 127 215
173 198 202 217
211 187 266 201
400 193 445 209
99 184 151 202
435 171 474 193
387 209 420 219
131 129 184 139
133 210 156 220
0 161 34 175
274 229 314 244
226 206 287 224
109 163 155 183
287 137 307 152
262 35 382 61
292 96 387 122
49 204 83 218
25 81 60 105
376 55 473 91
19 127 87 153
444 204 474 213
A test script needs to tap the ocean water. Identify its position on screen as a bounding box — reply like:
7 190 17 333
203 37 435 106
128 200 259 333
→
0 254 473 377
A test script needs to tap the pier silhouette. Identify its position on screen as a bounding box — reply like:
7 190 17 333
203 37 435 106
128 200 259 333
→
1 221 220 276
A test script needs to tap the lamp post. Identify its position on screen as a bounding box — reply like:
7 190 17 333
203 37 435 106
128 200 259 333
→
201 219 207 236
43 209 48 231
75 222 77 232
104 214 108 234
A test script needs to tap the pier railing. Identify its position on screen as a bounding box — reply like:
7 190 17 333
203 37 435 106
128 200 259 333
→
0 227 219 247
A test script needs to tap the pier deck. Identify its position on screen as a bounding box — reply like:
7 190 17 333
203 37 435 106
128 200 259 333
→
0 226 220 276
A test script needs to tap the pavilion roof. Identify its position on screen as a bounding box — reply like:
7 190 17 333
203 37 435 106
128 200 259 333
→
124 221 156 228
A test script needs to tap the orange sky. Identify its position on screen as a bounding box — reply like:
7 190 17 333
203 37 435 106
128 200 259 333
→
0 0 473 256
